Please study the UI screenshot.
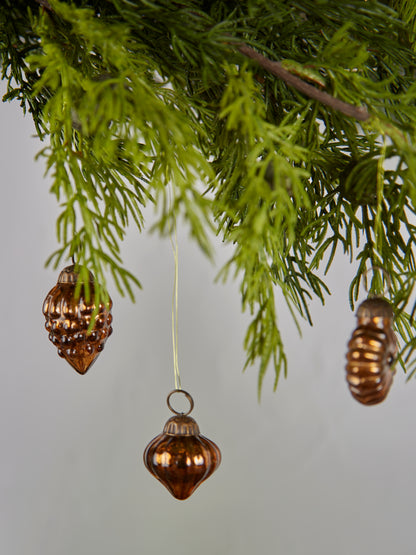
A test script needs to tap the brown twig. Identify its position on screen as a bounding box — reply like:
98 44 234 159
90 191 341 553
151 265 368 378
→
34 0 53 11
238 43 370 122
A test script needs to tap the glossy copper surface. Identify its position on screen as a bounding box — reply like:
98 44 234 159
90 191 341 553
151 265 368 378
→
144 390 221 500
42 265 113 374
345 298 397 405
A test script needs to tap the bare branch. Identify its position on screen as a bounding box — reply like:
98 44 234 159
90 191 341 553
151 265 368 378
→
238 43 370 122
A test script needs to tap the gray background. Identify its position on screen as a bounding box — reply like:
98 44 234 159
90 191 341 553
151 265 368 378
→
1 83 416 555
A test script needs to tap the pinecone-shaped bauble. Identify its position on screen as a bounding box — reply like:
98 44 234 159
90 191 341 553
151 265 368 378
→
42 265 113 374
144 390 221 500
345 297 398 405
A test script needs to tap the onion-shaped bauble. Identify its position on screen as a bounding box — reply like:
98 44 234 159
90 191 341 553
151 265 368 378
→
143 390 221 500
42 265 113 374
345 298 398 405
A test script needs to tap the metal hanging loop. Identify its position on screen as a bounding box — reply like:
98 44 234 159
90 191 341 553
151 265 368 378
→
361 266 392 298
167 389 194 416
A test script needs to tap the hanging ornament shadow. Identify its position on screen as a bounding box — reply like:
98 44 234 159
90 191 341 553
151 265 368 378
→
345 297 398 405
42 265 113 374
144 390 221 500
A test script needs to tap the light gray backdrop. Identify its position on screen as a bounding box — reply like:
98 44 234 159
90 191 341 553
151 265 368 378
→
1 83 416 555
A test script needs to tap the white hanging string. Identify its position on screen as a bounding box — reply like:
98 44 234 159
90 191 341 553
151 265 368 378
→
169 183 181 390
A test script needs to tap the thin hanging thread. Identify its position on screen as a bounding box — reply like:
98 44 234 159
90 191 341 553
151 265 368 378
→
375 136 387 259
373 136 387 296
169 184 181 390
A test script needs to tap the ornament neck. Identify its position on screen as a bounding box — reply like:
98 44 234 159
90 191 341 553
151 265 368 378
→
58 265 94 284
163 415 200 436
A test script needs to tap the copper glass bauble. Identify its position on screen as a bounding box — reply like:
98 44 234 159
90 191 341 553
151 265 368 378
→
345 297 398 405
143 390 221 500
42 265 113 374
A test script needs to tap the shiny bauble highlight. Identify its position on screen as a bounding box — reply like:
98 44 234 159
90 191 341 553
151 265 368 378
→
144 390 221 500
42 265 113 374
345 297 398 405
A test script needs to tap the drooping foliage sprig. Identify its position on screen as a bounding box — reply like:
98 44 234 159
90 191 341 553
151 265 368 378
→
2 0 416 395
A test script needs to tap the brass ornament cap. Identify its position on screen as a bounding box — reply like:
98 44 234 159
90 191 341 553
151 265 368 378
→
345 298 398 405
143 391 221 500
42 265 113 374
356 297 394 322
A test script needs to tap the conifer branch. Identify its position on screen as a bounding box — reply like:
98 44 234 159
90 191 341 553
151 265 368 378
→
4 0 416 393
237 44 371 122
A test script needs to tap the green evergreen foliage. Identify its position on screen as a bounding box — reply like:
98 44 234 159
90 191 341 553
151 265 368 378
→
2 0 416 395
